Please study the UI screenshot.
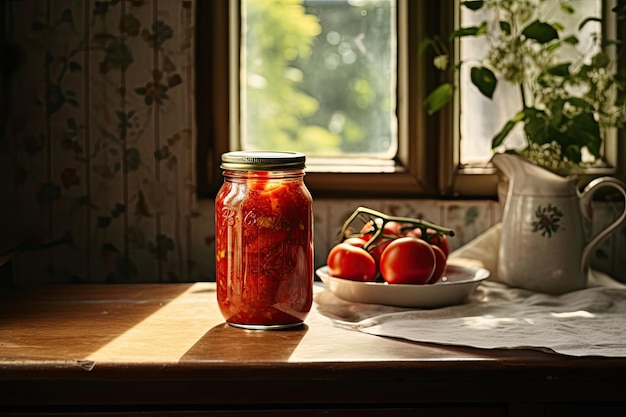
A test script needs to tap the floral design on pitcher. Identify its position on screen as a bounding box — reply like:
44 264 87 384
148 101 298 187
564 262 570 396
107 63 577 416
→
532 204 563 237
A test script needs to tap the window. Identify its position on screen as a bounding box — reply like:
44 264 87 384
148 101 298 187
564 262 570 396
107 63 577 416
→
239 0 398 163
195 0 623 199
454 0 626 187
196 0 452 198
458 0 609 167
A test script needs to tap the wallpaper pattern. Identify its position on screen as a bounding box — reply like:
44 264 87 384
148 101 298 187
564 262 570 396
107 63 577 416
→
1 0 208 283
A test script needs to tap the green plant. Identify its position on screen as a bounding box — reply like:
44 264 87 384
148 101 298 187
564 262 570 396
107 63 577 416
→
424 0 626 171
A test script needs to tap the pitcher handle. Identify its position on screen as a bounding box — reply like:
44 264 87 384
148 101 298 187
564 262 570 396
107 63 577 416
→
580 177 626 274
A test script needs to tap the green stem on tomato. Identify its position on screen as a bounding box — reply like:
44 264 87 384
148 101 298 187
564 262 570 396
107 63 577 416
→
340 206 455 252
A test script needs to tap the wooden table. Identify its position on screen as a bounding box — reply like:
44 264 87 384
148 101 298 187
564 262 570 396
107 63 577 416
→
1 283 625 416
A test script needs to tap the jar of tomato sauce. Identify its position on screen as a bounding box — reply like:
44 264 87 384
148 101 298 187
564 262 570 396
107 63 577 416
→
215 151 314 329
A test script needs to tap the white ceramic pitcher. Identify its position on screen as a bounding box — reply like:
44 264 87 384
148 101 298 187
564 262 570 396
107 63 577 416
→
492 153 626 295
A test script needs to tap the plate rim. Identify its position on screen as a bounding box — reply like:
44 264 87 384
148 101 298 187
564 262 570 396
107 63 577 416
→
315 264 490 308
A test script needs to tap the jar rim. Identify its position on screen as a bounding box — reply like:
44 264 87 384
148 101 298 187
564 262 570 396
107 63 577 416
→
221 151 306 171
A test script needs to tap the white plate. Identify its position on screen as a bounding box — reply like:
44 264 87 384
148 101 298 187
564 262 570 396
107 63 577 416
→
316 264 489 308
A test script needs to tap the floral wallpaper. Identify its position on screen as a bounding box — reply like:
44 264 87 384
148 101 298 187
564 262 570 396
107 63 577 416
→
0 0 208 284
1 0 624 285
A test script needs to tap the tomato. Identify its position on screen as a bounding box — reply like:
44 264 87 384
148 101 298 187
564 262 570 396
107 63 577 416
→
405 227 450 257
367 239 392 267
382 221 403 237
429 233 450 257
359 219 402 239
359 219 377 237
343 237 368 248
359 220 401 267
429 245 447 284
327 243 377 282
379 237 435 285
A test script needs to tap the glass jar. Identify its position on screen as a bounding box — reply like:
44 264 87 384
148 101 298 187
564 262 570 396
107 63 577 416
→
215 151 314 329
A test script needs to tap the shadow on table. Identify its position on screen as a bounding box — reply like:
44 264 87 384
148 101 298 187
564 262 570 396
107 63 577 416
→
181 322 309 362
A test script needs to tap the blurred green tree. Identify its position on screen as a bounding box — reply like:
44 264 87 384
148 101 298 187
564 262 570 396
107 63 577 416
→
243 0 395 157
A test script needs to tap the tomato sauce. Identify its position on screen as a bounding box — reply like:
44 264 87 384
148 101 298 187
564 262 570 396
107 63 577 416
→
215 152 313 329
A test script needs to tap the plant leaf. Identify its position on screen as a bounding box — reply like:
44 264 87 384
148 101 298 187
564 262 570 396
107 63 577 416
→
499 21 511 35
425 83 454 115
470 66 497 99
522 20 559 44
567 97 593 111
560 3 575 14
491 111 525 149
523 107 550 145
591 52 610 68
450 24 486 39
547 62 570 77
567 112 601 155
461 1 484 11
564 145 582 163
562 35 579 45
548 99 565 128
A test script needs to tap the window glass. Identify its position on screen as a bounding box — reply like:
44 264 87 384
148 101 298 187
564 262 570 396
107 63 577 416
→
240 0 397 159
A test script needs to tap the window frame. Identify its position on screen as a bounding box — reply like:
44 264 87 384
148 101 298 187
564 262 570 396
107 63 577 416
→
195 0 625 200
196 0 462 199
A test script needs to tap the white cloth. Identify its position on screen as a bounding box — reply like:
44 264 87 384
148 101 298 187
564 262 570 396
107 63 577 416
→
315 224 626 357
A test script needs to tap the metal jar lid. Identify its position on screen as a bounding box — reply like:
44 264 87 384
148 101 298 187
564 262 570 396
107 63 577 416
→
220 151 306 171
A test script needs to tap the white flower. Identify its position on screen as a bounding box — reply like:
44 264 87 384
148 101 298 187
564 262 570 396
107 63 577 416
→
433 54 449 71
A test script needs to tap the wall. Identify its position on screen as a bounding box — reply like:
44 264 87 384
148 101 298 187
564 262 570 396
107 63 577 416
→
1 0 624 285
